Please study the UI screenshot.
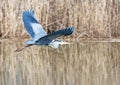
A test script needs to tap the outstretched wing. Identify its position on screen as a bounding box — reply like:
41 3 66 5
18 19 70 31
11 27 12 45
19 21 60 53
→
22 10 47 39
40 27 74 40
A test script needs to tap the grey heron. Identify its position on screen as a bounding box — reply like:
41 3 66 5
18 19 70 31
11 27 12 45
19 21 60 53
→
15 10 74 52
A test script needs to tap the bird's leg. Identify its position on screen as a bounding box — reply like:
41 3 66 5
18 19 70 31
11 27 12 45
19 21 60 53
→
15 47 26 52
15 44 32 52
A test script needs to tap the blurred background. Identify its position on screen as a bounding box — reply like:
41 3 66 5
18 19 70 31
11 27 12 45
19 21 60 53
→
0 0 120 85
0 0 119 39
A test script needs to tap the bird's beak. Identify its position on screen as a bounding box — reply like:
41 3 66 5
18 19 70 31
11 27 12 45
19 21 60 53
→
60 41 70 44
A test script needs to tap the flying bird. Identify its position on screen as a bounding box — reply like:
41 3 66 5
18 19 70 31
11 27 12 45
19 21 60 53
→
15 10 74 52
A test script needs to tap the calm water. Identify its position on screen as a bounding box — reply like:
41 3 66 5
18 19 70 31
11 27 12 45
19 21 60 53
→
0 40 120 85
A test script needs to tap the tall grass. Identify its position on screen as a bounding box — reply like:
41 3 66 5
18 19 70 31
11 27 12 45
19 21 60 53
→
0 0 119 39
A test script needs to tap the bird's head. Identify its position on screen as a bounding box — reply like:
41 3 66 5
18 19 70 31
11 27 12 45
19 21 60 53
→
49 39 70 48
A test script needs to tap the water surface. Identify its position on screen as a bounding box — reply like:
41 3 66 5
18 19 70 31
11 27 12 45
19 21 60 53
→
0 40 120 85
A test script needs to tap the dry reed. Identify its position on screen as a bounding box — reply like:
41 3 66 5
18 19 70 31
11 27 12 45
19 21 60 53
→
0 0 119 39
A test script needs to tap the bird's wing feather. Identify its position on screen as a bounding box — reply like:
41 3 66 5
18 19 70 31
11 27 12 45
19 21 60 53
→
22 10 47 39
40 27 74 40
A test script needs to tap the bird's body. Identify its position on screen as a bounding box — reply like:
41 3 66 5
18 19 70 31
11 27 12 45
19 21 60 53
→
25 27 74 48
15 10 74 51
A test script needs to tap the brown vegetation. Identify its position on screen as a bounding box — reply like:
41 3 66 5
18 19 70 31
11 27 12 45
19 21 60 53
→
0 0 119 39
